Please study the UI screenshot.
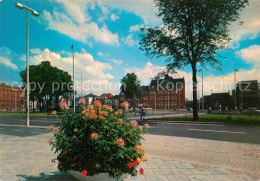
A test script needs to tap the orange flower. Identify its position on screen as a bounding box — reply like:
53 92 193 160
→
89 113 97 119
48 125 53 129
94 100 101 107
127 163 132 168
91 133 98 140
144 123 149 128
53 128 59 133
99 115 104 120
51 158 56 163
131 120 138 127
139 168 144 175
63 150 68 155
74 128 78 132
118 119 123 124
104 111 108 116
81 169 88 176
71 163 76 167
122 101 129 110
138 126 143 131
60 101 69 110
51 110 56 115
78 97 85 104
116 138 124 147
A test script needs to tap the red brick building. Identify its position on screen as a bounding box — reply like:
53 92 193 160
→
139 75 185 109
0 83 24 110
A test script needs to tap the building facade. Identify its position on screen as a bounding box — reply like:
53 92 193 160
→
139 75 185 109
0 83 24 110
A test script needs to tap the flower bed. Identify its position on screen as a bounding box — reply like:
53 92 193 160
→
49 100 149 179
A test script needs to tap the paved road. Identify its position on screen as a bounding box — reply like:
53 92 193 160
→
144 121 260 145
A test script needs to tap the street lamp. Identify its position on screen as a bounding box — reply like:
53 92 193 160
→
71 45 75 112
234 69 239 110
16 2 39 127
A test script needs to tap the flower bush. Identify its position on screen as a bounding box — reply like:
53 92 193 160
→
49 101 148 179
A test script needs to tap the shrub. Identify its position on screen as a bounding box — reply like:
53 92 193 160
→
49 101 148 179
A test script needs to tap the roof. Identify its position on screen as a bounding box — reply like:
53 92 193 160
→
149 75 185 89
140 85 149 93
98 93 113 99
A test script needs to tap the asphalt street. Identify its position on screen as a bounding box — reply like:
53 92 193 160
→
0 115 259 144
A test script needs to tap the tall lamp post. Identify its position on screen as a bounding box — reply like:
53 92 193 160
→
234 69 239 110
16 2 39 127
71 45 75 112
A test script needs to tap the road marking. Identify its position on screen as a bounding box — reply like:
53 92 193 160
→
189 128 246 134
0 124 49 129
159 122 225 126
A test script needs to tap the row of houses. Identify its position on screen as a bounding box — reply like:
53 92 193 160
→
80 75 185 110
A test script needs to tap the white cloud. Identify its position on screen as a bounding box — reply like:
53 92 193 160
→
235 45 260 65
103 0 161 26
125 59 260 100
55 0 93 24
97 51 104 57
0 56 18 70
229 0 260 45
112 58 123 65
122 34 138 46
30 48 114 81
110 13 119 22
41 10 119 45
129 24 144 32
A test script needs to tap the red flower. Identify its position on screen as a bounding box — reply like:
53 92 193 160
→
63 150 68 155
91 133 98 140
51 158 56 163
127 163 133 168
60 101 69 110
139 168 144 175
71 163 76 167
81 169 88 176
118 119 123 124
133 160 139 167
51 110 56 115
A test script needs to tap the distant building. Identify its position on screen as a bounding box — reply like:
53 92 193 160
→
84 93 97 105
104 95 119 108
0 83 24 110
139 75 185 109
236 80 260 109
97 93 113 104
203 92 232 110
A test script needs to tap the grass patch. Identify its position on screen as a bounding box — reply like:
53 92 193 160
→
152 114 260 125
0 112 50 116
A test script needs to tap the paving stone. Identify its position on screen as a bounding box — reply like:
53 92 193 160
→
173 162 195 169
152 168 173 175
166 175 191 181
124 175 147 181
157 162 177 169
208 168 234 175
141 162 158 168
227 175 255 181
207 175 234 181
171 168 193 175
189 168 213 175
145 175 169 181
143 168 154 176
187 175 212 181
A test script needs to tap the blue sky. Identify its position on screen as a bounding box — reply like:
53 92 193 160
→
0 0 259 98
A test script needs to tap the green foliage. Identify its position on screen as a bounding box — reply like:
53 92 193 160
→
49 102 148 179
154 114 260 125
120 73 141 107
139 0 248 121
20 61 72 111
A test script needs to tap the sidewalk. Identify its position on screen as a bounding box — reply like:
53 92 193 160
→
0 126 257 181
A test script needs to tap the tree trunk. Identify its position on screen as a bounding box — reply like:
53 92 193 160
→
192 64 199 121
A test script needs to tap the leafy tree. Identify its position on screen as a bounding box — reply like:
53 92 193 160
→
139 0 248 121
120 73 140 110
20 61 72 111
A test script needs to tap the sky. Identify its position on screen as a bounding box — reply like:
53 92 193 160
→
0 0 259 99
